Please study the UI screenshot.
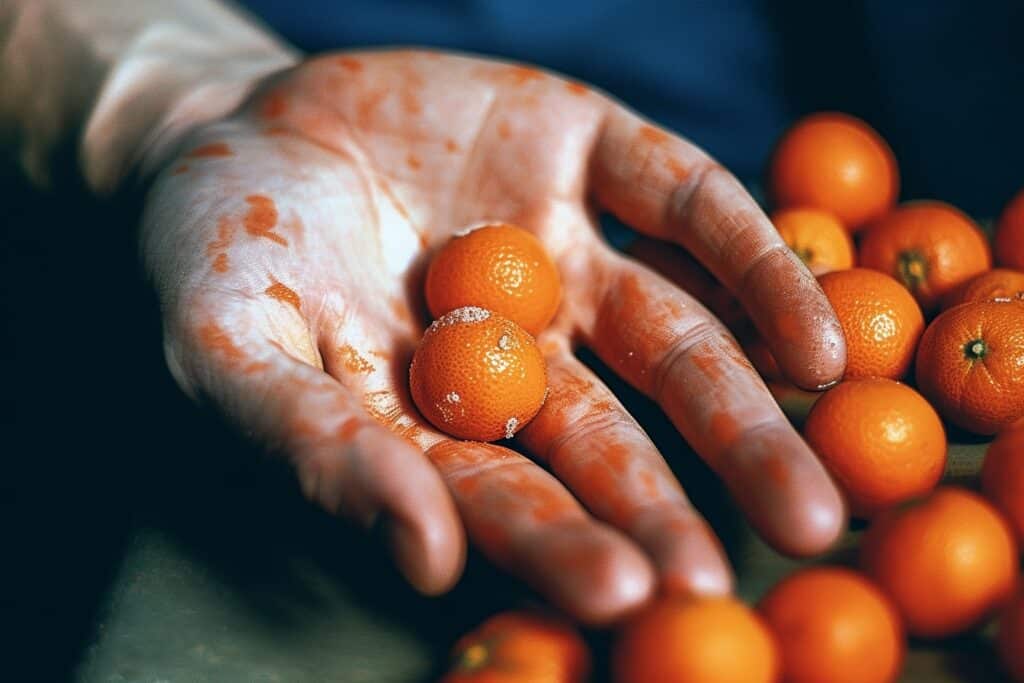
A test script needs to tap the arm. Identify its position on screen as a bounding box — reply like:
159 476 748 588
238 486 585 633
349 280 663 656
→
0 0 297 192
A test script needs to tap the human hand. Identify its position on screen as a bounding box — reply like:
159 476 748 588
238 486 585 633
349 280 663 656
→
141 50 847 624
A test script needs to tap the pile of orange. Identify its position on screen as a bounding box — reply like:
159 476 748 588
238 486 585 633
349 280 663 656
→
432 115 1024 683
409 223 560 441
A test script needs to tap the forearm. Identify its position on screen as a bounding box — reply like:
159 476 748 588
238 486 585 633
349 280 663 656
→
0 0 299 193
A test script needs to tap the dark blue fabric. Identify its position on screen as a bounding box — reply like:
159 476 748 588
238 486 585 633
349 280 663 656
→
241 0 1023 217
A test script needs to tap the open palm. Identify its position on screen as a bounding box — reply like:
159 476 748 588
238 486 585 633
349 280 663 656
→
142 50 848 623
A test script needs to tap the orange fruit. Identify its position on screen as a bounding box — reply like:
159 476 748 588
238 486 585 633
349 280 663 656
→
426 223 561 336
817 268 925 379
441 611 590 683
942 268 1024 309
409 307 547 441
996 188 1024 271
803 377 945 517
768 112 898 230
861 487 1018 638
915 300 1024 434
627 237 747 331
858 201 992 314
771 207 855 275
981 425 1024 544
758 567 904 683
998 590 1024 682
612 596 779 683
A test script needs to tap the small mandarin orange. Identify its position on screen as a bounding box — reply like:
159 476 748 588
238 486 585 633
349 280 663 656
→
441 611 590 683
426 223 561 336
861 487 1018 638
768 112 898 230
942 268 1024 309
981 425 1024 544
998 590 1024 682
612 596 779 683
758 567 904 683
409 307 547 442
858 201 992 314
817 268 924 380
915 300 1024 435
771 207 855 275
996 188 1024 271
803 378 945 517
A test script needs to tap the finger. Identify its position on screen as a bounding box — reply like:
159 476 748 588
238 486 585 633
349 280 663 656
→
517 344 733 596
426 440 655 625
591 107 845 390
168 301 465 595
583 251 846 556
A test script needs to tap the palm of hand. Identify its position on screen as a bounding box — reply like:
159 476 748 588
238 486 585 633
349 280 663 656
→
142 50 847 623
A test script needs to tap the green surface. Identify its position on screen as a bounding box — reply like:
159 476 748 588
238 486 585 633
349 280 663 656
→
73 439 1011 683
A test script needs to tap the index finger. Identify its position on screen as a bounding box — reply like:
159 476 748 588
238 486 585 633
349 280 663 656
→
590 106 846 390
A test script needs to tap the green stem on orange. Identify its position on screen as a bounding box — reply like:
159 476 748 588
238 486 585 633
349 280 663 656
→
964 338 988 361
897 250 928 290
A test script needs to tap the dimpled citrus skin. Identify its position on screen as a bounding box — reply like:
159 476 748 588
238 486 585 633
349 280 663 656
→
915 301 1024 435
426 223 562 336
772 207 855 275
768 112 898 230
818 268 924 380
803 378 945 518
410 307 547 442
982 426 1024 545
858 201 992 314
943 268 1024 310
612 597 779 683
996 189 1024 271
861 488 1018 638
758 567 904 683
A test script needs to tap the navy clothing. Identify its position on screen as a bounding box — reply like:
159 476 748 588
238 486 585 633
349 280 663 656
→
242 1 1023 217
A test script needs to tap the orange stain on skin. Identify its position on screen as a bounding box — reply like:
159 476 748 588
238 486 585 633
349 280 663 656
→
401 91 423 114
337 56 364 72
691 348 725 381
666 157 689 182
763 455 790 488
197 323 247 365
244 361 270 374
406 154 422 170
444 138 459 153
363 390 422 444
336 417 363 441
498 121 512 139
639 125 670 145
244 195 288 246
570 445 635 524
357 89 388 127
264 125 290 136
172 165 189 175
261 91 288 118
265 281 302 312
639 470 659 498
389 298 415 327
709 411 742 447
505 65 544 85
339 345 375 374
186 142 232 158
565 81 588 96
212 253 229 273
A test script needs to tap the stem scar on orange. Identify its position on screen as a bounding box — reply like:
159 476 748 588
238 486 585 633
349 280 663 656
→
816 268 924 380
409 307 547 442
758 567 904 683
612 596 779 683
426 222 562 336
441 610 591 683
861 487 1018 638
771 207 855 275
768 112 899 231
858 201 992 314
803 377 945 518
915 300 1024 435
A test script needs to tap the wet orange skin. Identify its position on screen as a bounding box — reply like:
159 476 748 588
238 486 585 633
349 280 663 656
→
861 487 1018 638
441 611 590 683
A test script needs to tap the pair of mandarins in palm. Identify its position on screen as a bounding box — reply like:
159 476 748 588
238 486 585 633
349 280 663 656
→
409 222 560 442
